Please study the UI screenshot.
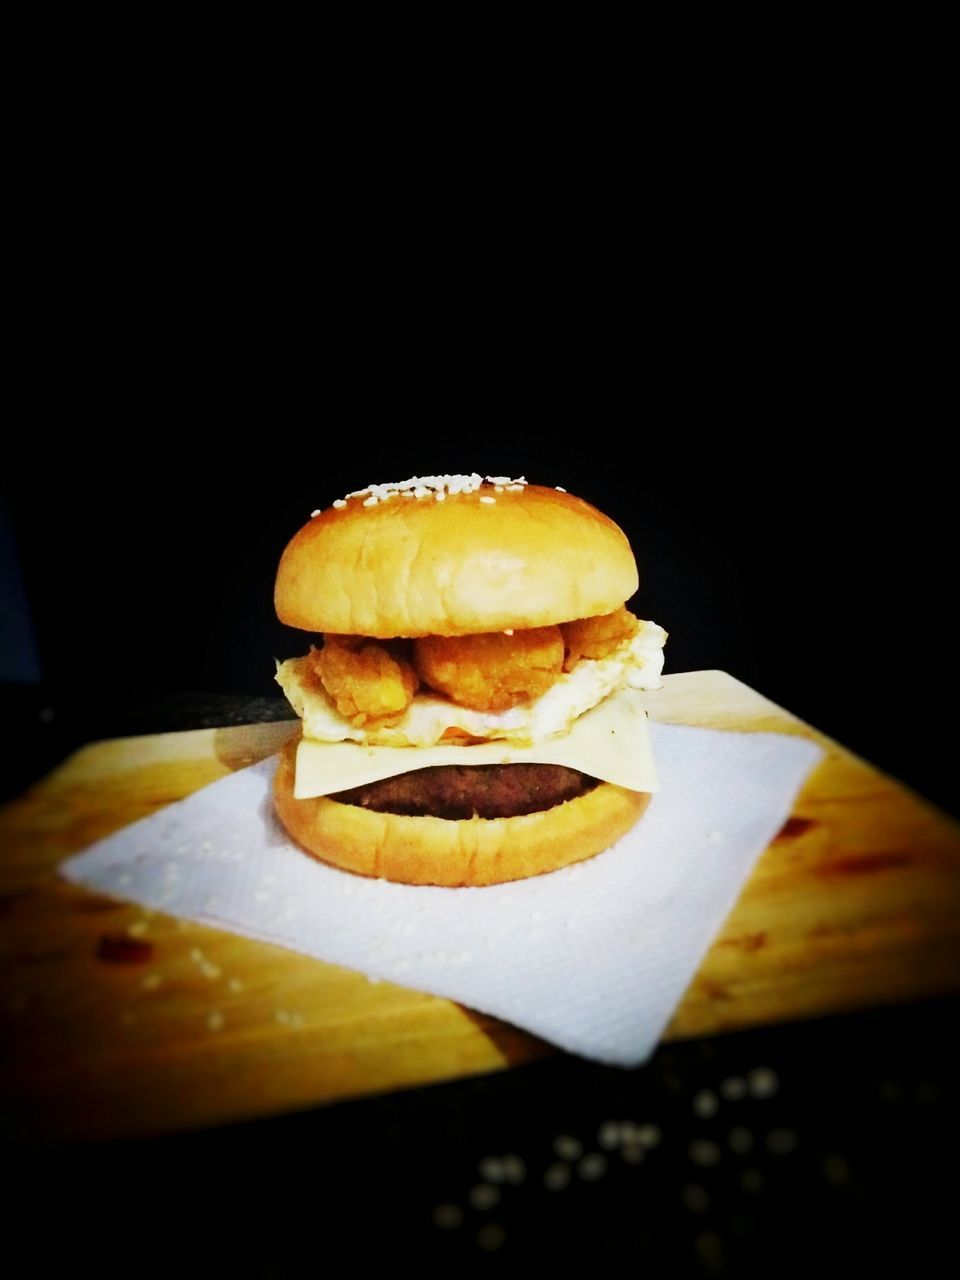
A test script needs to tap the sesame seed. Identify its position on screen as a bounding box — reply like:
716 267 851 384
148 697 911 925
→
747 1067 779 1099
577 1153 608 1182
310 508 322 517
544 1163 571 1191
720 1076 747 1101
479 1157 505 1183
469 1184 500 1210
636 1123 662 1148
693 1089 719 1118
228 978 243 993
694 1232 725 1272
821 1154 852 1186
620 1139 646 1164
555 485 567 492
598 1120 623 1150
331 474 532 506
200 962 221 980
766 1128 798 1155
502 628 514 635
190 948 204 963
740 1168 765 1193
553 1134 583 1161
501 1155 526 1184
682 1184 711 1213
332 499 347 509
432 1204 463 1230
207 1010 224 1032
290 1011 305 1029
476 1224 505 1252
480 496 496 504
728 1127 754 1154
127 920 149 939
689 1139 722 1168
141 972 163 991
275 1009 291 1025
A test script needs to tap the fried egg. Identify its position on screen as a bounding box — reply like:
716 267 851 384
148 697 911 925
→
276 620 667 748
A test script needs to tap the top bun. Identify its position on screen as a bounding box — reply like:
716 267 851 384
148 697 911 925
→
275 480 638 637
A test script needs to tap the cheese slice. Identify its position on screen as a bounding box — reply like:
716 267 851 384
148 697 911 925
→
294 687 658 799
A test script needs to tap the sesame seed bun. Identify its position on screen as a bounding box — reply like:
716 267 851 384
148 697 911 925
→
275 483 638 637
273 738 651 887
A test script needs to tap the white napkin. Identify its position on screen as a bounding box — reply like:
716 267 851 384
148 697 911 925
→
60 722 822 1066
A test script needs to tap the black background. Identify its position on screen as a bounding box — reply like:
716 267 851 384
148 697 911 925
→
6 406 956 817
3 11 953 818
3 144 957 1273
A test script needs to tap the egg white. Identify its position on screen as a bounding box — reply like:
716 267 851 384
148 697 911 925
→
275 620 667 748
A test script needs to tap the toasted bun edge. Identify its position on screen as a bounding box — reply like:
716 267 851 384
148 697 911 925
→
273 738 649 886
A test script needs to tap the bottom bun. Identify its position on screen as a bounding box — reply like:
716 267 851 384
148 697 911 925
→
273 738 651 887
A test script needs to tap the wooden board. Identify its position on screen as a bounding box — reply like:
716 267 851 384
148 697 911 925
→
2 671 959 1143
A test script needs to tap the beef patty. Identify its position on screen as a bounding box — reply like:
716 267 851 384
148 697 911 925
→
331 762 600 820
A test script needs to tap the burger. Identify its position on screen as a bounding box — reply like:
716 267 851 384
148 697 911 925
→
273 474 667 886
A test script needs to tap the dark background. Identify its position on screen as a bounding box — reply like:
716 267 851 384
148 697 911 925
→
4 416 955 816
3 92 956 1272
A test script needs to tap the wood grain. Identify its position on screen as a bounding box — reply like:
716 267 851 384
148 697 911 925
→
1 671 958 1142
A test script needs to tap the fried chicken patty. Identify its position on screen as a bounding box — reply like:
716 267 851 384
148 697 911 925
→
561 606 640 670
413 626 564 712
307 610 641 729
331 762 600 820
312 636 418 726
